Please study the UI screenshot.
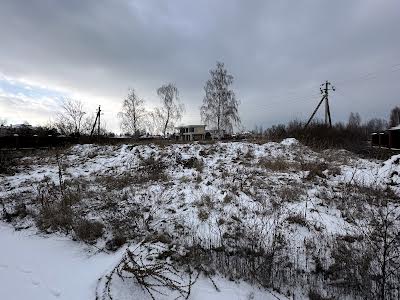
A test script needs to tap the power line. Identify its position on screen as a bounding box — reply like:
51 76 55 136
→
103 61 400 119
334 62 400 86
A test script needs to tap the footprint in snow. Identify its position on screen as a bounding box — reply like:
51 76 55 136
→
31 279 41 287
50 288 61 297
0 263 8 269
17 267 33 274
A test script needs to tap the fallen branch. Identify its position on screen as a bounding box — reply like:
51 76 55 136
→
97 244 198 300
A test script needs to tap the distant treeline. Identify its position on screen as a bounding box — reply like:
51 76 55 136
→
260 120 399 159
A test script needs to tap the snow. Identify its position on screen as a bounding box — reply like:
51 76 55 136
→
0 224 287 300
1 139 400 299
280 137 299 146
0 224 123 300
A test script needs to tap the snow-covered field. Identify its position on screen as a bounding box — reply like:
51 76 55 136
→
1 139 399 299
0 224 285 300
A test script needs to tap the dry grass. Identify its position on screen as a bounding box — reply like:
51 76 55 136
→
197 208 210 221
258 156 296 172
285 213 309 227
73 218 104 243
36 203 74 233
180 157 204 173
276 184 306 202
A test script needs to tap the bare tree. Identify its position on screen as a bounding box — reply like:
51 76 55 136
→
55 98 86 135
146 110 164 136
118 88 147 137
0 118 7 126
365 118 388 134
201 62 240 137
347 112 361 129
389 106 400 127
350 203 400 299
155 83 184 137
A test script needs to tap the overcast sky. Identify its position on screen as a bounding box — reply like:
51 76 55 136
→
0 0 399 132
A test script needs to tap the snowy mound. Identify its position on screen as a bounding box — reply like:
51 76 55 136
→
2 140 400 299
381 154 400 186
280 138 299 146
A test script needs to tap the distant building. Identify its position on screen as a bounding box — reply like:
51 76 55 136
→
175 125 206 141
371 125 400 149
13 123 33 129
388 125 400 149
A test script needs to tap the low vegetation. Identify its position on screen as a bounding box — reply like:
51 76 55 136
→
1 139 399 299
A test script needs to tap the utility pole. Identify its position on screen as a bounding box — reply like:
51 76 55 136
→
97 106 101 137
305 81 335 128
90 106 101 137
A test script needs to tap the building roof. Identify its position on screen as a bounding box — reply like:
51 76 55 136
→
388 125 400 131
176 125 206 128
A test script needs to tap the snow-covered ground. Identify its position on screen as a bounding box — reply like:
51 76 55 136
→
1 139 399 299
0 224 286 300
0 224 122 300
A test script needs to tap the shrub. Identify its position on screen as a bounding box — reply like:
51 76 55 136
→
308 291 334 300
74 218 104 243
258 156 293 172
0 151 16 174
198 208 210 221
276 184 306 202
223 193 234 204
180 157 204 172
139 155 168 182
105 235 127 251
285 213 308 227
36 204 74 233
197 194 214 209
301 161 328 180
265 120 372 155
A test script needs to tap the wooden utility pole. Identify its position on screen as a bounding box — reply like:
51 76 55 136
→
305 81 335 128
97 106 101 136
90 106 101 137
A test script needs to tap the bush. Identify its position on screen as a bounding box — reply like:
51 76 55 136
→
197 208 210 221
196 194 215 209
0 151 16 174
301 161 328 180
285 213 308 227
308 291 334 300
265 120 369 153
139 155 168 182
276 184 306 202
180 157 204 172
105 235 127 251
258 156 293 172
74 218 104 243
36 204 74 233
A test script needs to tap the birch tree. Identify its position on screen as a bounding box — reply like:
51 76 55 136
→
201 62 240 137
118 88 147 136
155 83 184 137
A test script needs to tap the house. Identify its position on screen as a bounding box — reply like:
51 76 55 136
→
175 125 207 141
388 125 400 149
371 125 400 149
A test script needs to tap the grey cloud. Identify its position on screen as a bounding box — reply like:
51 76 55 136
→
0 0 399 131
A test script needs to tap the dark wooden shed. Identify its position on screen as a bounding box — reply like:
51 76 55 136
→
372 125 400 149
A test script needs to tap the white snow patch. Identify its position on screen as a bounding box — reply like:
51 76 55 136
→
0 223 287 300
280 138 299 146
0 224 124 300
